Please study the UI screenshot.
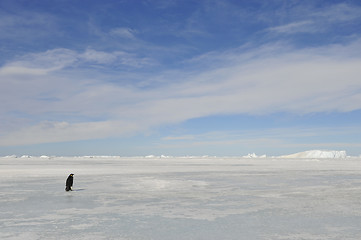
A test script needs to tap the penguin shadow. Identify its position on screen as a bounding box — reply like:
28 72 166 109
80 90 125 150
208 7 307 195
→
65 188 86 193
73 188 86 191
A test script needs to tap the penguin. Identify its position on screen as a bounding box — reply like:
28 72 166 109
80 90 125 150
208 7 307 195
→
65 173 74 191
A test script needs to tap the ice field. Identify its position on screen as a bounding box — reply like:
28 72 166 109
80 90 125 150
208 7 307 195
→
1 153 361 239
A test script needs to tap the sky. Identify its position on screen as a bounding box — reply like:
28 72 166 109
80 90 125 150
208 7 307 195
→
1 0 361 157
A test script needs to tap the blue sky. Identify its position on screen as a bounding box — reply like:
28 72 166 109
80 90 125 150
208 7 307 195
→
1 0 361 156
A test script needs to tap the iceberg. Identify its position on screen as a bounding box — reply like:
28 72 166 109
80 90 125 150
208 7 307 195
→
281 150 347 158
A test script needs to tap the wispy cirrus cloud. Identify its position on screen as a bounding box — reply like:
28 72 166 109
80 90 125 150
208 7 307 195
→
0 120 141 146
268 21 317 34
1 37 361 146
268 3 361 35
1 1 361 153
158 126 361 156
312 3 361 22
109 27 137 39
1 49 78 73
0 48 154 76
0 10 58 40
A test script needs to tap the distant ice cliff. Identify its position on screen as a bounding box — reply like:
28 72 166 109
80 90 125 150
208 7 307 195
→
281 150 347 158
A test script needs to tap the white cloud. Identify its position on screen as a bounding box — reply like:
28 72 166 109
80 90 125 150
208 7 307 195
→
79 49 154 68
81 49 118 64
312 3 361 22
0 66 48 76
268 3 361 35
0 120 140 146
268 21 317 34
163 135 195 141
109 27 136 39
0 48 153 80
1 39 361 146
158 126 361 156
0 10 58 40
0 48 78 73
142 41 361 116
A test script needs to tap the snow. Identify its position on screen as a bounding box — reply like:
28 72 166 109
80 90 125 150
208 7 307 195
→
1 154 361 239
281 150 347 158
3 150 352 159
243 153 267 158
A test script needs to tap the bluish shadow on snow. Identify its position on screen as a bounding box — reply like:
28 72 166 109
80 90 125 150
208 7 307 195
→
1 156 361 239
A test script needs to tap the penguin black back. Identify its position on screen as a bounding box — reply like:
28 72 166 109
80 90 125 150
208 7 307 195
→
65 173 74 191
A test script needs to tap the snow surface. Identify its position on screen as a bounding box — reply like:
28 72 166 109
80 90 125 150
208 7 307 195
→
281 150 347 158
1 155 361 239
